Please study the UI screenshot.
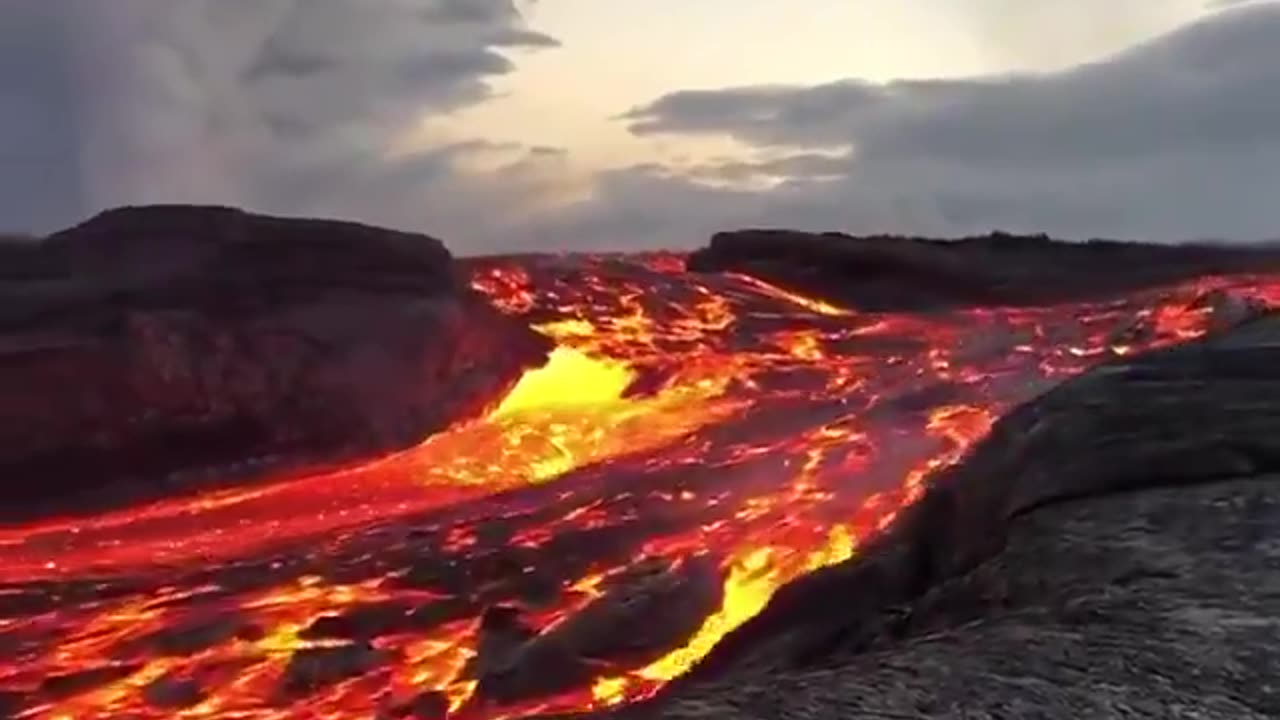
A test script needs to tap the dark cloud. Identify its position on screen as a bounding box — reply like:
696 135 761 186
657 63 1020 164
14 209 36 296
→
625 7 1279 164
487 28 561 48
0 4 84 233
420 0 535 26
686 152 853 185
622 82 880 147
0 0 555 236
542 2 1280 248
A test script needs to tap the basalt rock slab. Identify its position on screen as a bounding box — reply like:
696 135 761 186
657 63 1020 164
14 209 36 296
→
280 641 388 696
142 674 205 709
648 313 1280 719
689 229 1280 310
0 205 550 520
471 557 722 705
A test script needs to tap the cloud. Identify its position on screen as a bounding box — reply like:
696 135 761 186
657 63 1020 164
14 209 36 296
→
0 4 85 233
5 1 1279 253
946 1 1212 71
311 138 592 254
625 8 1277 166
682 151 853 187
1 0 557 238
534 2 1280 248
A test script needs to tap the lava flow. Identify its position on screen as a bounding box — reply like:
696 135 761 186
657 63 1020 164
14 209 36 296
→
2 254 1279 720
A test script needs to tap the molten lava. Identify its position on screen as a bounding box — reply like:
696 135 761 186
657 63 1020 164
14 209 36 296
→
2 253 1279 720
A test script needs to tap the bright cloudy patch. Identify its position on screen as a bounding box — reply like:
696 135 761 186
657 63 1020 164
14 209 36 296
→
529 2 1280 250
678 150 855 191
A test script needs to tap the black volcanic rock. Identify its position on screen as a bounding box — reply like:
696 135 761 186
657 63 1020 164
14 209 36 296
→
280 641 387 695
0 691 23 718
650 312 1280 719
142 675 205 709
690 229 1280 310
0 205 549 519
392 690 451 719
39 664 143 699
117 614 252 658
472 557 722 705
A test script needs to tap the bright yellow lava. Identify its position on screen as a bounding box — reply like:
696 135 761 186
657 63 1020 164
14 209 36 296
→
585 531 858 705
636 547 782 683
455 344 748 484
490 347 636 418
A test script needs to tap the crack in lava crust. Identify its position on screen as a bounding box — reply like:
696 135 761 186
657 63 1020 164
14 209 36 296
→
2 253 1279 719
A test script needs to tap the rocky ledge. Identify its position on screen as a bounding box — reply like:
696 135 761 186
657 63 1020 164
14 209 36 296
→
691 229 1280 310
642 307 1280 718
0 206 549 520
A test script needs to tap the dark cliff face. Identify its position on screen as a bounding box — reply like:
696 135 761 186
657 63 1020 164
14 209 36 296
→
0 205 550 520
690 229 1280 311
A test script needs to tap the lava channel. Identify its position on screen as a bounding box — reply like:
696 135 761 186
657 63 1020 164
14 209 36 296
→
1 254 1279 720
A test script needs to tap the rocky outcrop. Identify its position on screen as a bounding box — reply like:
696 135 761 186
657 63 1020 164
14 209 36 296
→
646 312 1280 718
0 205 550 520
690 229 1280 310
471 557 723 705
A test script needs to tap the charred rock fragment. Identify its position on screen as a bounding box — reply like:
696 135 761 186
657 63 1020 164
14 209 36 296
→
389 690 451 719
472 557 722 705
280 641 387 695
142 674 205 709
300 602 418 641
39 664 142 699
563 556 722 665
300 598 476 641
395 558 474 596
467 604 540 682
118 614 252 658
0 690 24 718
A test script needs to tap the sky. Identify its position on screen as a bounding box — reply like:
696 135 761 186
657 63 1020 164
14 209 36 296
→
2 0 1278 253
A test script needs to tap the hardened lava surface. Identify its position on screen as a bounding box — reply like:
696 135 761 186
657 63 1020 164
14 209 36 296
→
2 252 1279 719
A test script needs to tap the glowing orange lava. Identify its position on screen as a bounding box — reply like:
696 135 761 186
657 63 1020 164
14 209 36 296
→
2 255 1279 720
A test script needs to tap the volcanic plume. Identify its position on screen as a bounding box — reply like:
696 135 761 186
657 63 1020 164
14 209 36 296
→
2 234 1280 719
